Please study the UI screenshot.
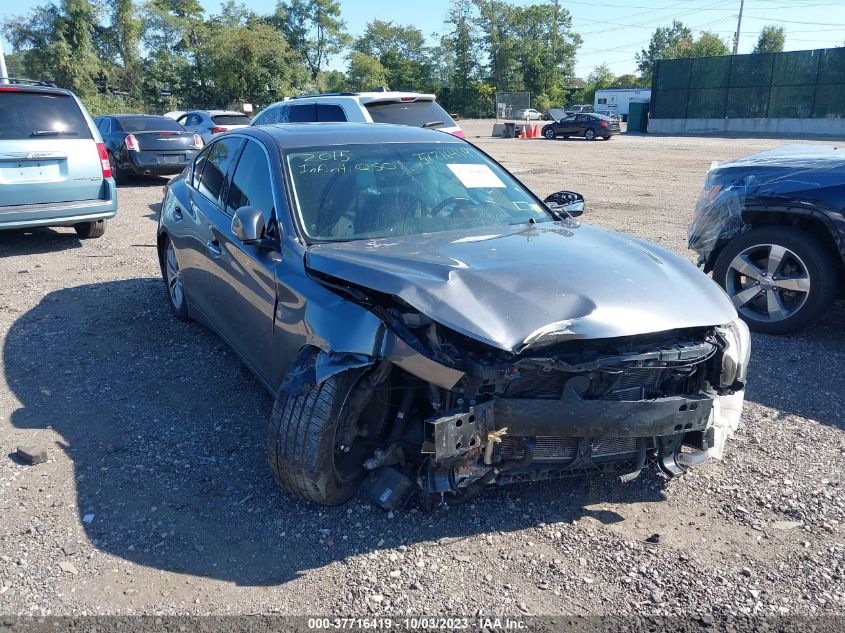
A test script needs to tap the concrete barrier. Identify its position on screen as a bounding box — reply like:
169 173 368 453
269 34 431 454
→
648 118 845 137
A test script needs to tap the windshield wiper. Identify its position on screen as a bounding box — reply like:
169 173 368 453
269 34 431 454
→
30 130 79 137
422 121 445 129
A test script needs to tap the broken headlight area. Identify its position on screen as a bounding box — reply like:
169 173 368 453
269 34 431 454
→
308 272 747 510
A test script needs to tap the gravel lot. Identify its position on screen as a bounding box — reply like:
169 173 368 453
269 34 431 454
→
1 120 844 620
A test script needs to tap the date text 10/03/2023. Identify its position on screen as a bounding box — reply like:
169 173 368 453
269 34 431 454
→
307 617 528 630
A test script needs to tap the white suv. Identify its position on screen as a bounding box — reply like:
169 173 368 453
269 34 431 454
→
250 91 464 138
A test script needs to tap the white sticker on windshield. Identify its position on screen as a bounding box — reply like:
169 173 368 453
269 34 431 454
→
447 163 506 188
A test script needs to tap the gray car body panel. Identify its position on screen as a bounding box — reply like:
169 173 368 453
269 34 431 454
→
305 222 737 354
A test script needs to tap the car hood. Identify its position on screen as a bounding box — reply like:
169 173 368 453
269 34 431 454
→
305 222 736 354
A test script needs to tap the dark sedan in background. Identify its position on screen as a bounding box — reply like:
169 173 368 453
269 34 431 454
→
542 112 620 141
94 114 203 183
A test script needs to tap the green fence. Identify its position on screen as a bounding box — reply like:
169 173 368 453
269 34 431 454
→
651 47 845 120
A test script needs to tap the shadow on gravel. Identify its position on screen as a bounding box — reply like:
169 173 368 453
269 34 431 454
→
744 300 845 430
0 228 82 256
4 280 667 587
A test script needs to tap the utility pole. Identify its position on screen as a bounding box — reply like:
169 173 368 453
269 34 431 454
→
732 0 745 55
0 39 9 84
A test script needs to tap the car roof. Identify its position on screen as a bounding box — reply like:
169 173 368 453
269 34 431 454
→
186 110 246 116
110 114 174 119
0 83 72 97
255 122 462 149
720 144 845 168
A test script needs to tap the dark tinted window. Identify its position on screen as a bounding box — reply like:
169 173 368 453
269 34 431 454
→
317 104 346 122
288 104 315 122
0 92 92 140
196 137 244 203
212 114 251 125
365 100 455 129
118 116 184 133
227 140 275 228
192 145 212 189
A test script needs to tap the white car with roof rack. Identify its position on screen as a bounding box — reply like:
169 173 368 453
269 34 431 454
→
250 91 464 138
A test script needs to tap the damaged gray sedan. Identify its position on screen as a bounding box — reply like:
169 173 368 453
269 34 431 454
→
156 123 751 508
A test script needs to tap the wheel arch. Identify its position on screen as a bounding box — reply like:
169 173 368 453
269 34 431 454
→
707 207 845 285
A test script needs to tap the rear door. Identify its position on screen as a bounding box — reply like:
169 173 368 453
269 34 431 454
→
0 88 103 206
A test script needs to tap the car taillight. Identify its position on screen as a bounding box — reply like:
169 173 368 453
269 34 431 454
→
599 120 608 127
0 86 21 91
96 142 112 179
125 134 140 151
451 129 466 139
400 97 416 102
210 127 226 134
193 133 204 149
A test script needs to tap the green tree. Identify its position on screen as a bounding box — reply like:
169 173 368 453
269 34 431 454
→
753 25 785 54
346 51 389 91
3 0 103 97
274 0 349 80
353 20 431 90
635 20 692 83
442 0 482 115
575 63 615 105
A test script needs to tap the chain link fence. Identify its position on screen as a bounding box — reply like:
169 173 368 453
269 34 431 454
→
495 91 531 120
651 47 845 120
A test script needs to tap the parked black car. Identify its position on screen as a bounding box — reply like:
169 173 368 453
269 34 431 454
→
93 114 203 183
542 113 620 141
689 144 845 334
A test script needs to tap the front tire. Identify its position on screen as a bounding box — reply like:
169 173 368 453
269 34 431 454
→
74 220 106 239
543 127 555 140
712 226 837 334
267 352 392 506
585 129 596 141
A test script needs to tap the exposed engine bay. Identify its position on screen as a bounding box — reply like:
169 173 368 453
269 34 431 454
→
303 274 749 510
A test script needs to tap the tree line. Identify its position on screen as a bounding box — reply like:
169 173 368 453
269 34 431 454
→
2 0 791 117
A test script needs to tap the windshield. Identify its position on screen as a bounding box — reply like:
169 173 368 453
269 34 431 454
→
0 92 91 140
118 116 184 132
212 114 251 125
285 142 552 241
365 100 456 129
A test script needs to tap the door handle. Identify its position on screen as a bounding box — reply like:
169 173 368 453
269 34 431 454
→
173 207 183 222
207 239 222 258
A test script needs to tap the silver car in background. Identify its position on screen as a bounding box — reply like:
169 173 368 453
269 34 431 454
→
175 110 252 144
0 79 116 238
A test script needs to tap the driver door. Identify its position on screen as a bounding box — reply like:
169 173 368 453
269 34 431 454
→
202 137 282 385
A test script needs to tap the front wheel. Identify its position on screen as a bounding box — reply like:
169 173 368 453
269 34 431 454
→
712 226 837 334
543 128 555 140
584 129 596 141
74 220 106 239
267 351 393 506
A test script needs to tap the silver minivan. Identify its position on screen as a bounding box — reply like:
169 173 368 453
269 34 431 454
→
0 80 117 238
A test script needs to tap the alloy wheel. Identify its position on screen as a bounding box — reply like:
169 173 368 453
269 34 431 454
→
725 243 811 323
544 128 555 139
165 242 184 310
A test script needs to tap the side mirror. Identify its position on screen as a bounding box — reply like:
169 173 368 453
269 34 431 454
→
231 206 265 243
544 191 585 218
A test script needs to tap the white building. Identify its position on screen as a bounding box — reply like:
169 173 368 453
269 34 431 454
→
594 88 652 120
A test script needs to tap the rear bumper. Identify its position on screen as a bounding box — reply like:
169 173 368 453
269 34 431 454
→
0 185 117 230
601 128 621 136
124 151 197 175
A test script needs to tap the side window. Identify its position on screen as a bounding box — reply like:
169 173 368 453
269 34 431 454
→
226 140 276 232
254 106 280 125
191 145 212 189
196 137 244 204
288 104 316 122
177 115 189 126
317 104 346 122
187 114 201 126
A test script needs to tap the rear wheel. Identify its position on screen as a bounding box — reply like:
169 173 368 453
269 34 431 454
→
585 129 596 141
162 236 189 321
712 226 837 334
74 220 106 239
108 152 127 185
